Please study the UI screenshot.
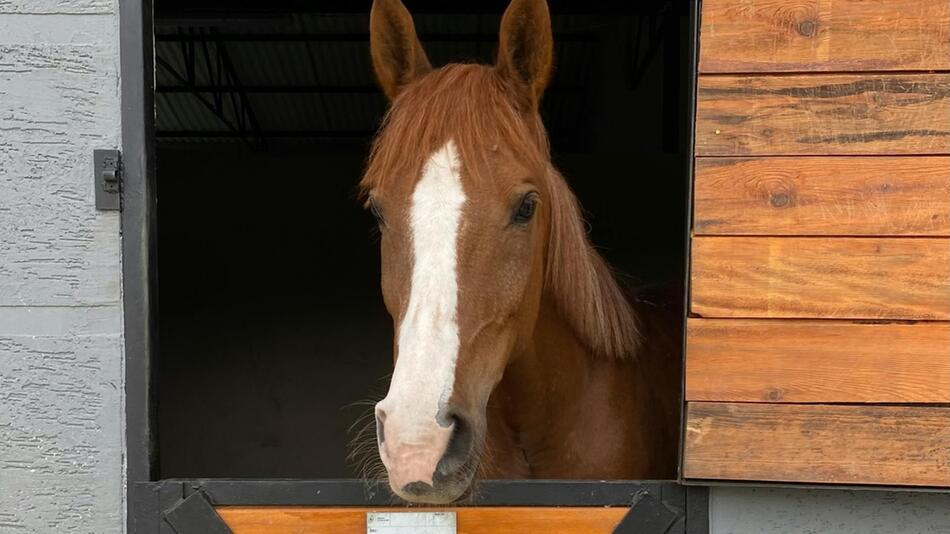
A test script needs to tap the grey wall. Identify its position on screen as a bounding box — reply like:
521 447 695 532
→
0 1 123 533
710 487 950 534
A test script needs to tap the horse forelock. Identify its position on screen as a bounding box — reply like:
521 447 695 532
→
361 64 547 196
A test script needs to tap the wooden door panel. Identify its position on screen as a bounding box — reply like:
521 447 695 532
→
690 237 950 320
218 507 629 534
696 74 950 156
686 319 950 403
683 403 950 486
694 157 950 236
698 0 950 73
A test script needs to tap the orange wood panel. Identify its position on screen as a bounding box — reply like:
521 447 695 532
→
693 157 950 236
690 237 950 320
698 0 950 72
683 403 950 487
696 74 950 156
685 319 950 403
218 507 629 534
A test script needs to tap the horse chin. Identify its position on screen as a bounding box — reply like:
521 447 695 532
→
390 461 478 505
394 481 471 505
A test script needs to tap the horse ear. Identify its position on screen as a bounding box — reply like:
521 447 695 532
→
370 0 432 100
496 0 554 107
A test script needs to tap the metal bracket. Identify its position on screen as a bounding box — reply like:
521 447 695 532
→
614 491 680 533
612 485 708 534
163 490 232 534
94 149 121 210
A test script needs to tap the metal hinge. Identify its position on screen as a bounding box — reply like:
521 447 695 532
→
94 149 121 211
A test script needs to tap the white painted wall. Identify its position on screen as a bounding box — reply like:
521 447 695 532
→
0 0 123 532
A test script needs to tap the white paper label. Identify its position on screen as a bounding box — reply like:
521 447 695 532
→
366 511 457 534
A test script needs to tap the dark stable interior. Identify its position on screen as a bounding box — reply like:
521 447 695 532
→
155 0 691 478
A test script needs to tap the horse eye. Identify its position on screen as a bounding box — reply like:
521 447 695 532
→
512 193 538 225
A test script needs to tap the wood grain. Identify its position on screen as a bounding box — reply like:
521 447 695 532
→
218 507 628 534
690 237 950 320
698 0 950 72
694 157 950 236
683 403 950 487
696 74 950 156
686 319 950 403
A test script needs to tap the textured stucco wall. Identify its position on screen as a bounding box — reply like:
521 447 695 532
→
710 487 950 534
0 0 123 532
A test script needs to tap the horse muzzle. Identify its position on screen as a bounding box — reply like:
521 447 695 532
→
375 403 477 504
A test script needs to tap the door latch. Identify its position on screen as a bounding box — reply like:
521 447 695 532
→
94 149 121 211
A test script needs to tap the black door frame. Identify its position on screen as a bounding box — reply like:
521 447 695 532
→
120 0 706 532
132 480 708 534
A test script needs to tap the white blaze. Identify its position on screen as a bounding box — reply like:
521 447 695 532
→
385 140 466 436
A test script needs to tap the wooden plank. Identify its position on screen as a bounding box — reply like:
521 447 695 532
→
218 507 628 534
696 74 950 156
694 157 950 236
690 237 950 320
686 319 950 403
683 403 950 487
698 0 950 73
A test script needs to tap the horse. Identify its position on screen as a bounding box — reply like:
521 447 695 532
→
357 0 680 504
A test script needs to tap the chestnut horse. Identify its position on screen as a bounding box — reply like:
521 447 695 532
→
359 0 679 504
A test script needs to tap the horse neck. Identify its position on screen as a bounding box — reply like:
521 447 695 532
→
487 292 644 477
502 293 596 421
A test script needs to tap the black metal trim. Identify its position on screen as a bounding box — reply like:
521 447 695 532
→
163 491 232 534
685 486 710 534
177 479 679 507
684 478 950 494
121 0 158 533
676 0 700 482
131 480 707 534
613 489 683 534
132 481 184 534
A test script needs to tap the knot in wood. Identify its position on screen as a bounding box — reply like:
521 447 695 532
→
769 190 791 208
797 19 817 37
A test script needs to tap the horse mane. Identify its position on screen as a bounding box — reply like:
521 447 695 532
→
544 166 641 359
361 63 640 360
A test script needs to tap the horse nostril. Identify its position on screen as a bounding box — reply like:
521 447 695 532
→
437 414 473 475
375 408 386 445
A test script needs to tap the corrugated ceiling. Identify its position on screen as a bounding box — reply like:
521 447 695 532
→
154 7 670 147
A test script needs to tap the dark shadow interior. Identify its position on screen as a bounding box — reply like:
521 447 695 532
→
154 0 692 479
